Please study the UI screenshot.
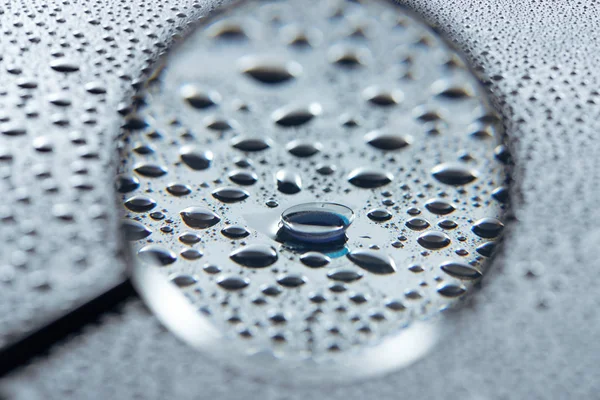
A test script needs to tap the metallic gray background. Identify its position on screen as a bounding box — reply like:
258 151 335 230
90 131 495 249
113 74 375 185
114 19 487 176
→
1 0 598 398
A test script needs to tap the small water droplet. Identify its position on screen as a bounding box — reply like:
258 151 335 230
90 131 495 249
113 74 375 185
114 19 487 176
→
221 225 250 239
417 231 451 249
230 244 278 268
424 198 456 215
240 57 302 84
437 283 466 297
180 207 221 229
300 251 331 268
171 275 197 287
212 187 250 203
180 146 213 170
472 218 504 238
286 140 322 157
367 208 392 222
124 195 156 212
138 245 177 266
405 217 430 231
348 168 393 188
327 268 363 283
277 274 306 288
228 170 258 186
440 261 482 280
180 84 221 109
134 163 168 178
217 276 250 290
431 163 478 185
231 136 272 152
121 220 152 240
272 103 322 127
276 170 302 194
166 183 192 196
347 250 396 274
364 130 411 151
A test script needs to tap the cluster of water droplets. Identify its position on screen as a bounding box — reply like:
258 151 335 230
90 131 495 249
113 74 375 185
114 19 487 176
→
118 0 509 358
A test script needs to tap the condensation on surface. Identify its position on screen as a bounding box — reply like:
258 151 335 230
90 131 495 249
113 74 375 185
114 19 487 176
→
117 0 508 361
1 0 600 398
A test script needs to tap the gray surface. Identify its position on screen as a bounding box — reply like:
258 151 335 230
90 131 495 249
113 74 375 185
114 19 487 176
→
1 0 599 399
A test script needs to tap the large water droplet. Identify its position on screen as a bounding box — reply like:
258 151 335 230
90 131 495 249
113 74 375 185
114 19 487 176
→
134 163 168 178
280 202 354 244
347 250 396 274
230 244 278 268
121 220 152 240
347 168 393 188
180 207 221 229
228 170 258 186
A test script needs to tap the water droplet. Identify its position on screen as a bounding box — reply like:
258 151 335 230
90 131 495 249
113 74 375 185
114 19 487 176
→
180 146 213 170
179 232 201 244
171 275 197 287
116 175 140 193
166 183 192 196
121 220 152 240
286 140 322 157
405 217 430 231
134 163 168 178
300 252 331 268
124 195 156 212
240 57 302 84
367 208 392 222
431 163 478 185
316 165 336 175
217 276 250 290
417 231 451 249
329 45 368 68
440 261 482 280
424 198 456 215
212 187 250 203
438 219 458 230
230 244 278 268
276 170 302 194
221 225 250 239
208 20 248 40
280 202 354 243
476 242 496 257
364 130 411 151
277 274 307 288
228 170 258 186
347 250 396 274
272 103 321 127
348 168 393 188
231 136 272 152
49 59 79 73
327 269 363 283
492 186 509 203
180 207 221 229
437 283 466 297
180 85 221 109
138 245 177 266
180 249 203 260
363 86 403 106
472 218 504 238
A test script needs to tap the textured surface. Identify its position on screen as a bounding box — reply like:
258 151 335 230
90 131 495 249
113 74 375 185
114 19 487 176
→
1 0 600 399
